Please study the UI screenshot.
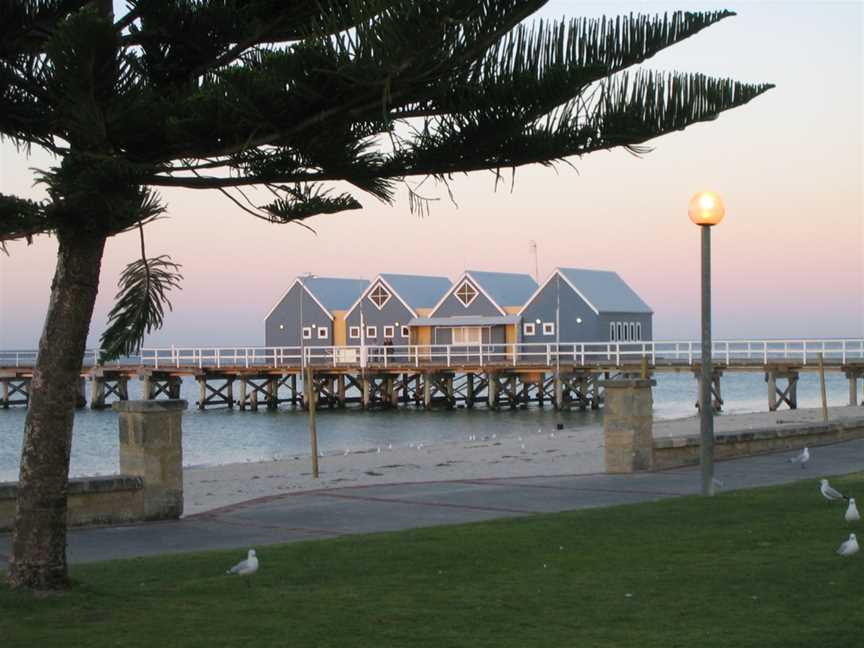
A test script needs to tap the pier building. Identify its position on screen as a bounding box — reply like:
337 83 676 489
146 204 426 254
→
264 276 369 348
519 268 653 344
344 274 452 348
416 270 539 349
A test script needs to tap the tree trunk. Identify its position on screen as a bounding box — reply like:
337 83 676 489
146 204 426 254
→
7 230 107 590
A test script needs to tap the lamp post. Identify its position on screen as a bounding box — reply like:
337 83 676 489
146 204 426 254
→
689 190 725 497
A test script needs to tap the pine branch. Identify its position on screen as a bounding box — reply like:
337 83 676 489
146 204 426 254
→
99 254 183 362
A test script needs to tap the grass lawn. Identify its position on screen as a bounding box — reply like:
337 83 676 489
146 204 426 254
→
2 473 863 648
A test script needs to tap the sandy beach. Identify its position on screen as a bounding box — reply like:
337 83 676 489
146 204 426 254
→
183 405 864 515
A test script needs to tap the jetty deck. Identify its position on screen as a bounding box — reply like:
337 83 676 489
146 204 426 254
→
2 339 863 412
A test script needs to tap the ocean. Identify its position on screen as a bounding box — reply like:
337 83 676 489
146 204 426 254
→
0 372 857 481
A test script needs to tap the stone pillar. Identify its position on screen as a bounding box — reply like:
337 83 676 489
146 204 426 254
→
601 379 655 474
114 399 187 520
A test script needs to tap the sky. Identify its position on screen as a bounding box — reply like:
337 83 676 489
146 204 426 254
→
0 0 862 349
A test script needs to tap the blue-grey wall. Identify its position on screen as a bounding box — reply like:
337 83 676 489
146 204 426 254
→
598 313 653 342
345 291 413 345
520 277 653 343
432 278 502 317
264 283 333 347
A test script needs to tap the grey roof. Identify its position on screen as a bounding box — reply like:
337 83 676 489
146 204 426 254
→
300 276 369 311
408 315 521 326
380 274 452 310
465 270 538 308
558 268 653 314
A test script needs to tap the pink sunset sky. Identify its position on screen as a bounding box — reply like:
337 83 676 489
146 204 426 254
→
1 1 862 349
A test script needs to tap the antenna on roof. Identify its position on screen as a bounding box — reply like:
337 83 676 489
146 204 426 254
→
528 241 539 283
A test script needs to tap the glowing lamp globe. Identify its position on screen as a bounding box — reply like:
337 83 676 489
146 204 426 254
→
688 191 725 226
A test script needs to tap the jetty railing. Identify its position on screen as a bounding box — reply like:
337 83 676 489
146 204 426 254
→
3 340 863 371
136 339 864 370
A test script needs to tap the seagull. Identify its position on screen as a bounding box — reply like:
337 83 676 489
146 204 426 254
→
846 498 861 523
376 447 381 454
820 479 848 503
387 442 393 451
226 549 259 586
836 533 859 557
344 448 350 456
787 447 810 468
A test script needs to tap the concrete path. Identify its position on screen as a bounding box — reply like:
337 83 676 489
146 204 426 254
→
2 440 864 566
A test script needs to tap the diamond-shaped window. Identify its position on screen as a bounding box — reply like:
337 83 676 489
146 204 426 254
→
455 281 478 307
368 283 391 309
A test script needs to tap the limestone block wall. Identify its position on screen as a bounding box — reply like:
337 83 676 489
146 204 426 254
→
602 379 656 473
0 399 186 531
653 419 864 470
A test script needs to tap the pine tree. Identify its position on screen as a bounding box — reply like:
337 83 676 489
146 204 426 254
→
0 0 772 589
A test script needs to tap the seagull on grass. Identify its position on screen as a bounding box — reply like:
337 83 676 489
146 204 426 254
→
820 479 848 503
787 447 810 468
836 533 859 557
226 549 259 586
846 498 861 523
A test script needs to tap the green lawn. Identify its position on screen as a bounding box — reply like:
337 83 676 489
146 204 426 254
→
2 474 863 648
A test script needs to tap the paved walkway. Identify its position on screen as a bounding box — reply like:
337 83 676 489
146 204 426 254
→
2 440 864 565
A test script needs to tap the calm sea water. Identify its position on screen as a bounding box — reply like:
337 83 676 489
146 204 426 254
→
0 372 855 481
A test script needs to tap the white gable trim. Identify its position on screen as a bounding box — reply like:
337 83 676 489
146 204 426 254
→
430 272 506 317
517 270 600 317
345 275 418 320
263 278 333 323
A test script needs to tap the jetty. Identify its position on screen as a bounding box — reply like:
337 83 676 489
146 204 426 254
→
2 339 863 412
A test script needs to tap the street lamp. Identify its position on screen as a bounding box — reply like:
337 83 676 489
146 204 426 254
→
689 190 725 497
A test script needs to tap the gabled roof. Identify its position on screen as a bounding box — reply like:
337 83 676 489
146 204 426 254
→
346 273 452 319
379 274 452 310
302 276 370 311
554 268 653 314
465 270 538 308
264 276 369 322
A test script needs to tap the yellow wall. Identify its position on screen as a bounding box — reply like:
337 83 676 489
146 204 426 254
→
416 308 433 317
505 323 518 345
415 326 432 345
332 310 347 346
503 306 521 315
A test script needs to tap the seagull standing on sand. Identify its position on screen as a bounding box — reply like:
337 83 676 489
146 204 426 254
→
836 533 859 557
820 479 848 503
787 447 810 468
226 549 259 586
845 498 861 523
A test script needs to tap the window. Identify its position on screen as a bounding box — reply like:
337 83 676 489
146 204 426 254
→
366 325 377 338
616 322 623 342
454 281 478 307
317 326 329 339
401 325 410 338
302 326 312 340
610 322 616 341
629 323 636 342
523 322 536 336
368 283 391 309
349 326 360 339
452 327 482 344
383 325 395 339
636 323 642 341
542 322 555 336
